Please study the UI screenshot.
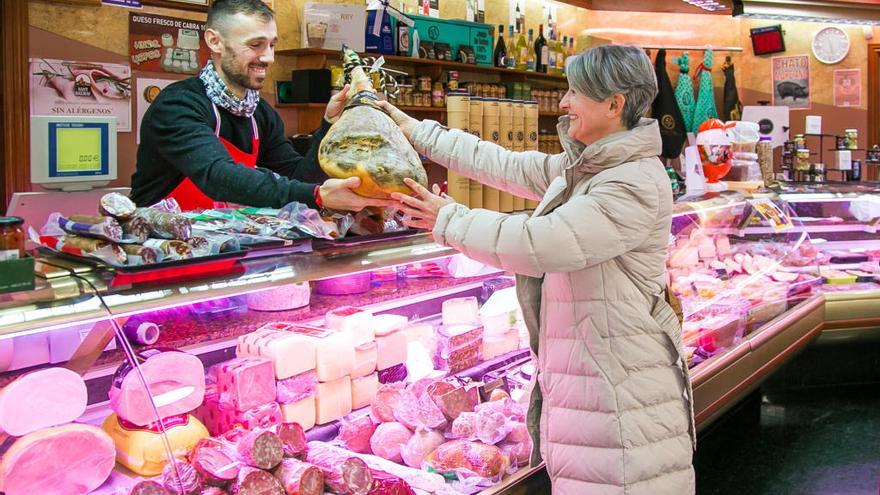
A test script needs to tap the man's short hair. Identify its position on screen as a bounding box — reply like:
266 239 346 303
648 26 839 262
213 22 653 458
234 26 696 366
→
207 0 274 31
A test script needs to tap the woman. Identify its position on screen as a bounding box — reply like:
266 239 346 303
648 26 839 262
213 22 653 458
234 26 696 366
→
378 45 695 494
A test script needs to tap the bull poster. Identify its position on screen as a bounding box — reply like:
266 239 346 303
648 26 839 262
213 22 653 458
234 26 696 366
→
833 68 861 108
771 55 810 110
129 12 209 76
30 58 132 132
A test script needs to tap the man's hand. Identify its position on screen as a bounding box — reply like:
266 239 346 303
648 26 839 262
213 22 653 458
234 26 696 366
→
373 100 419 140
319 177 397 212
324 84 351 123
390 178 456 231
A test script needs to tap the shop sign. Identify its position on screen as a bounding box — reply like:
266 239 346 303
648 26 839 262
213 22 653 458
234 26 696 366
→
833 68 861 108
129 12 209 76
771 55 810 110
30 58 132 132
136 77 176 144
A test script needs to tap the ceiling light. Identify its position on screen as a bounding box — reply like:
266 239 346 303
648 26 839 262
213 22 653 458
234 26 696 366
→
733 0 880 26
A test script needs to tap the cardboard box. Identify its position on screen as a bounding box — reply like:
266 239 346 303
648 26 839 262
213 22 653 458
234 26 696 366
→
0 255 34 294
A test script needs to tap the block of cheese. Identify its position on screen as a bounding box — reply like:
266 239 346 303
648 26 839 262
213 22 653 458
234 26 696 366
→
376 329 408 371
351 372 379 410
214 357 276 411
102 413 208 476
237 328 316 379
441 296 480 326
373 314 408 336
405 322 434 345
0 424 115 495
352 341 378 379
315 376 352 425
0 367 87 436
482 329 520 360
109 348 206 426
288 324 355 382
325 306 375 347
246 281 310 311
280 397 316 431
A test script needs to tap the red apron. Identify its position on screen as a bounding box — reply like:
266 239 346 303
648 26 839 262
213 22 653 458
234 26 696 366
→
165 103 260 211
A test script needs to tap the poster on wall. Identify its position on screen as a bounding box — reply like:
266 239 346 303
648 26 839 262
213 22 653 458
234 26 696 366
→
129 12 209 76
833 68 861 108
771 55 810 110
136 77 176 144
30 58 132 132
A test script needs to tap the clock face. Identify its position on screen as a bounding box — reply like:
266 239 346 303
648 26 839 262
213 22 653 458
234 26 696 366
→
812 27 850 64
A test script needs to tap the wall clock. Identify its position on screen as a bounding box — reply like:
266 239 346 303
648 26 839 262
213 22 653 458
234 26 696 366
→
812 26 850 64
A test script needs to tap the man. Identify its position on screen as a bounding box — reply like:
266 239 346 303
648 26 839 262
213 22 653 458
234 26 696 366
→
131 0 392 212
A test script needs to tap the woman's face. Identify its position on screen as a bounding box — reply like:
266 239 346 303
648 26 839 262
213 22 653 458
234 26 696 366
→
559 87 621 144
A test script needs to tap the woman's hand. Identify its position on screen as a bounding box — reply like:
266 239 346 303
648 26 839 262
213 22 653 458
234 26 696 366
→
323 84 350 123
391 178 455 231
373 100 419 140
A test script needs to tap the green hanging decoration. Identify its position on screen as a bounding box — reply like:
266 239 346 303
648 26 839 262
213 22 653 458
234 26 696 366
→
691 48 719 131
674 52 696 134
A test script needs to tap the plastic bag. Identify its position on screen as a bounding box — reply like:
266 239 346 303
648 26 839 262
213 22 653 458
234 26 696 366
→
278 201 348 239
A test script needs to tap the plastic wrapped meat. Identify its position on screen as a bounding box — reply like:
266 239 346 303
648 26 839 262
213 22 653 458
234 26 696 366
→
502 422 529 444
130 480 171 495
337 415 378 454
369 383 406 423
0 367 87 437
273 422 308 459
367 469 416 495
422 440 509 481
214 357 276 411
475 398 525 423
229 466 284 495
276 371 318 405
161 460 200 495
369 422 413 463
273 458 323 495
133 207 194 240
474 411 510 445
392 390 447 431
305 441 373 495
236 429 283 470
377 363 408 384
100 192 137 219
53 213 124 242
428 383 478 422
400 430 445 469
450 412 478 440
196 392 282 437
498 438 532 468
189 438 240 486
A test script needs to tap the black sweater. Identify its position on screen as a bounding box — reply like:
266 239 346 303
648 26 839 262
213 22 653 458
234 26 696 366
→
131 77 331 208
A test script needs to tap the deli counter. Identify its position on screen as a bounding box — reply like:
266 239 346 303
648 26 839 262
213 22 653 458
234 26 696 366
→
0 187 879 495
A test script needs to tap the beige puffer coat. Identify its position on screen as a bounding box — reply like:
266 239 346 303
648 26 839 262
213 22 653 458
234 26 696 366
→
411 117 696 494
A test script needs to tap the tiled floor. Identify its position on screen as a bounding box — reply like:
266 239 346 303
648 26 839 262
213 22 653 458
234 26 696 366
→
695 384 880 495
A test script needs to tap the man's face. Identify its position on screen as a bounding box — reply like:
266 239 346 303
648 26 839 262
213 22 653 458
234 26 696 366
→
214 13 277 93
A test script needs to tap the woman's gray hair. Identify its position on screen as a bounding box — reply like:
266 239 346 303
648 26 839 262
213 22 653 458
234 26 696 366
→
566 45 658 129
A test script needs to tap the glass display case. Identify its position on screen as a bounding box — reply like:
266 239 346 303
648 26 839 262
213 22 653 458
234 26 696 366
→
0 188 878 494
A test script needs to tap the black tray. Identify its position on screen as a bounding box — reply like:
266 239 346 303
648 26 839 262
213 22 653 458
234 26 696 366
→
41 246 249 273
312 228 424 249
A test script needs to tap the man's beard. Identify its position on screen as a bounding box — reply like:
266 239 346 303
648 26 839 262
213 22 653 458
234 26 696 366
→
220 51 267 91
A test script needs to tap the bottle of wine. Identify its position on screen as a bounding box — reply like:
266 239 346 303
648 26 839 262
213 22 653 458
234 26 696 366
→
534 24 547 73
526 28 536 72
547 28 557 75
505 25 517 69
516 27 528 71
560 35 568 75
494 25 506 68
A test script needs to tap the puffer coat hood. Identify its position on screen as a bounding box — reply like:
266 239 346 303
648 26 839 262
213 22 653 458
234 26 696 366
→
410 117 696 494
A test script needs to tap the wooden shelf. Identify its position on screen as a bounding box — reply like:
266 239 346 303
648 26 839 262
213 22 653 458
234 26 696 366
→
276 48 568 83
275 102 562 117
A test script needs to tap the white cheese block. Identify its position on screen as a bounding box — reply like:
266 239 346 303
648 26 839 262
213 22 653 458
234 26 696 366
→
280 396 316 430
246 282 310 311
236 329 317 379
325 306 375 347
441 296 480 326
352 341 378 379
287 325 355 382
351 372 379 410
315 376 352 425
373 314 408 337
482 329 521 360
376 330 408 371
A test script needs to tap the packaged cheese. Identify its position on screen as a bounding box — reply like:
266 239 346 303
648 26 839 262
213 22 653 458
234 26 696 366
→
281 397 316 430
352 341 378 379
376 329 408 371
441 297 480 326
102 413 208 476
315 376 352 425
237 328 317 379
287 324 355 382
351 372 379 410
373 314 408 336
325 306 375 347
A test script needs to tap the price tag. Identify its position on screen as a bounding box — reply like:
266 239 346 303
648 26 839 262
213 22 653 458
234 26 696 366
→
748 199 794 232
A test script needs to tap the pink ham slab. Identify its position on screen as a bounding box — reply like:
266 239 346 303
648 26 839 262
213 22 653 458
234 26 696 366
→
109 349 206 426
0 424 115 495
0 367 87 436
